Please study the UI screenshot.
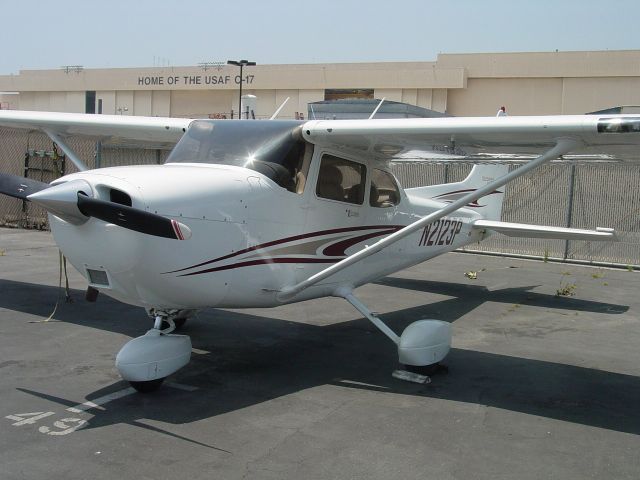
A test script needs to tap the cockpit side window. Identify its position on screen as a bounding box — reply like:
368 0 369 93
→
370 168 401 208
316 154 366 205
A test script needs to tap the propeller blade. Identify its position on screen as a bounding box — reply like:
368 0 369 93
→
0 173 50 200
76 193 191 240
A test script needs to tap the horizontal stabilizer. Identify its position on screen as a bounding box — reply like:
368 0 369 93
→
472 219 616 241
0 173 50 200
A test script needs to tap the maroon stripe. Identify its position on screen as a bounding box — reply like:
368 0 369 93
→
433 188 476 198
322 227 401 257
171 220 184 240
433 189 503 199
178 257 338 277
164 224 405 274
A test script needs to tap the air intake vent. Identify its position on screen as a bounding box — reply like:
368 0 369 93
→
87 268 110 287
110 189 132 206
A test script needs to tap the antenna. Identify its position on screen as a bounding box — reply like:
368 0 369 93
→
61 65 84 74
198 61 225 71
270 97 290 120
368 97 386 120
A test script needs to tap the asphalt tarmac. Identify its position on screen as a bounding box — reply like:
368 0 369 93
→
1 227 639 480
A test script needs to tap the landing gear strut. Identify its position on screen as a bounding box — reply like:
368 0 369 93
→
336 288 452 384
115 310 193 393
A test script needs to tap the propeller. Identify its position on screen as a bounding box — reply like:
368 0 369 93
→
76 193 191 240
0 173 191 240
0 173 50 200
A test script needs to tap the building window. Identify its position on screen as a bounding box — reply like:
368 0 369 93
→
324 89 374 101
85 91 96 114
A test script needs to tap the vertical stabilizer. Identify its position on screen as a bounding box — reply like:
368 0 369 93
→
406 164 509 220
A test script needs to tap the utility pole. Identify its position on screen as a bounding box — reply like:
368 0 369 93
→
227 59 256 119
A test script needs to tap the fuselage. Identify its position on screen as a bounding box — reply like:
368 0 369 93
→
49 157 484 310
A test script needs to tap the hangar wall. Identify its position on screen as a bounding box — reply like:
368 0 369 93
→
2 50 640 117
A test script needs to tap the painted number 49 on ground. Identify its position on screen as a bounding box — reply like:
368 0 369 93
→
5 411 86 436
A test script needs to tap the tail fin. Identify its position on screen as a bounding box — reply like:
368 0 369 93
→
406 164 508 220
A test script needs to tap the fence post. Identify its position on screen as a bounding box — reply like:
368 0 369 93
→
95 141 102 169
563 164 577 260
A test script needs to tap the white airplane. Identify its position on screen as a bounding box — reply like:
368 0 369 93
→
0 110 637 392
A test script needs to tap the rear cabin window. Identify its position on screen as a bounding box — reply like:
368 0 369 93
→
315 155 366 205
370 168 401 208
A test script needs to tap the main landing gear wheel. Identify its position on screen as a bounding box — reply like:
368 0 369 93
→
129 378 165 393
337 290 453 384
403 363 449 376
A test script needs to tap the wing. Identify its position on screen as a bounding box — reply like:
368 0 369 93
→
301 115 640 162
0 110 191 147
0 110 193 171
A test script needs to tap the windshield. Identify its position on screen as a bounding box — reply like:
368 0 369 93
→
166 120 308 191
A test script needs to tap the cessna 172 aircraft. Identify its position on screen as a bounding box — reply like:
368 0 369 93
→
0 109 638 392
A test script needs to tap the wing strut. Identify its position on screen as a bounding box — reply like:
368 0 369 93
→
44 129 89 172
277 138 580 302
337 287 400 344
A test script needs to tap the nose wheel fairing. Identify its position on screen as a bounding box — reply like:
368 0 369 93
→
116 312 192 392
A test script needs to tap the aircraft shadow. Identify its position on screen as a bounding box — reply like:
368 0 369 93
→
2 278 639 446
0 278 152 336
376 277 629 316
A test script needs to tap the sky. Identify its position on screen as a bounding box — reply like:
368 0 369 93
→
1 0 639 74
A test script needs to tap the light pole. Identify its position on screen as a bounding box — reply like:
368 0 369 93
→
227 59 256 119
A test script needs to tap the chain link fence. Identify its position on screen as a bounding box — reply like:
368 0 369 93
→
0 127 170 229
0 126 638 266
392 162 640 267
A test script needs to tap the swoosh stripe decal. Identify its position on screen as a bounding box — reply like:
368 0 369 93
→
432 189 503 208
322 228 400 257
165 224 404 274
178 258 338 277
433 188 503 198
